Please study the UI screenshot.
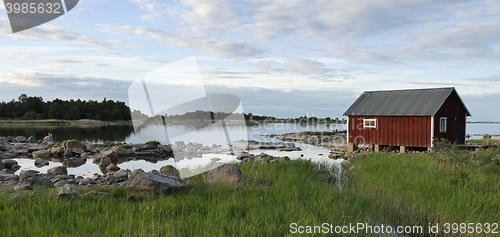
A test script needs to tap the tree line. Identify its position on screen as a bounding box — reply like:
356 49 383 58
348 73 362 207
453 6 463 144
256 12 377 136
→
0 94 131 121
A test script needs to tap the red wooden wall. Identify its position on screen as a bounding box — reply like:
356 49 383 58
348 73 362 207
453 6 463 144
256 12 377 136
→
348 116 431 147
433 91 467 144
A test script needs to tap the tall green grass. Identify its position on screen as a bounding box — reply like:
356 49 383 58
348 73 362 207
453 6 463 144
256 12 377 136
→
0 160 381 237
345 146 500 234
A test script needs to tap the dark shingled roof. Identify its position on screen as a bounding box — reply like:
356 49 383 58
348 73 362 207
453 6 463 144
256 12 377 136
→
343 87 471 116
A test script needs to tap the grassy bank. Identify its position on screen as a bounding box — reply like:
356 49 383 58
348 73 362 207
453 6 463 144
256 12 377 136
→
0 160 381 236
345 143 500 235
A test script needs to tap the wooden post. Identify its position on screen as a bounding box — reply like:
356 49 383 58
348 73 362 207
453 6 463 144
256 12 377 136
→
347 143 358 153
374 144 380 152
400 146 406 153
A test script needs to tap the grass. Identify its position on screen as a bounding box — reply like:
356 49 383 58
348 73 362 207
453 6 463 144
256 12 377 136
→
0 160 381 237
345 141 500 235
1 144 499 236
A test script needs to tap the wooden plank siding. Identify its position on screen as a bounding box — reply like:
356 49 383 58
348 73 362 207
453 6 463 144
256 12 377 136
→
433 90 467 144
348 115 431 147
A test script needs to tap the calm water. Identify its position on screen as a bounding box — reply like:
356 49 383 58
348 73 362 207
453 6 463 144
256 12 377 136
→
1 123 498 177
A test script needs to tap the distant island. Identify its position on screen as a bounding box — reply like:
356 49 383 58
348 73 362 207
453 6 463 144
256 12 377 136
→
0 94 346 125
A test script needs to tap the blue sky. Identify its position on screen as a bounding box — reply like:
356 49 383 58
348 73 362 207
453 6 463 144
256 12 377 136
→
0 0 499 121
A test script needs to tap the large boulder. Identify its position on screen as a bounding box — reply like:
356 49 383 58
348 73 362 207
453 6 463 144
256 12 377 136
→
99 157 115 171
16 136 26 143
34 158 50 167
27 135 36 143
202 164 246 188
0 173 19 181
28 176 54 188
62 157 86 167
94 150 118 163
160 165 180 176
110 146 129 157
3 160 18 170
33 150 51 159
19 170 40 180
58 184 80 200
106 163 120 172
47 166 68 177
51 146 65 155
0 137 8 143
126 173 192 197
62 140 85 150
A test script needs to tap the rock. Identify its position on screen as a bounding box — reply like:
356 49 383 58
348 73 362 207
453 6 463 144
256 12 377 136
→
63 149 73 157
159 165 180 176
112 170 129 180
62 157 86 167
173 141 185 149
3 160 18 169
28 176 54 188
14 183 31 191
0 168 14 174
0 173 19 181
279 156 291 162
2 152 16 159
32 150 51 159
43 135 53 143
51 146 65 155
99 157 115 171
126 172 192 197
0 160 4 170
54 180 69 188
62 140 85 150
106 163 120 172
111 146 128 156
202 164 246 188
0 144 7 151
47 166 68 177
84 191 110 199
105 175 117 184
131 169 144 175
132 147 140 152
19 170 40 180
16 136 26 143
94 150 118 163
27 135 36 143
79 178 94 186
58 184 80 200
71 148 85 155
9 164 21 172
0 136 8 143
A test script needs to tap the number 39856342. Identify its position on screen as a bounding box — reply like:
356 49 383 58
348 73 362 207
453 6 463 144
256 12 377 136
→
5 2 61 14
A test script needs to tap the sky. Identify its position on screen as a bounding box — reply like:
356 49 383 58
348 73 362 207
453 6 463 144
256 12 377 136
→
0 0 499 121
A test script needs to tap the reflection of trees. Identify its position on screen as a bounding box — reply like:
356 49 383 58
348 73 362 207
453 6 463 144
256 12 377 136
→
0 125 134 142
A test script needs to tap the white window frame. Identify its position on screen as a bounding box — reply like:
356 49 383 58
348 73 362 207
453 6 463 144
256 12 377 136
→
440 117 447 133
363 119 377 128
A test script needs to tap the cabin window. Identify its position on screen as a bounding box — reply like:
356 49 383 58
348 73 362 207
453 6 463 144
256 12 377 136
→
440 117 447 133
363 119 376 128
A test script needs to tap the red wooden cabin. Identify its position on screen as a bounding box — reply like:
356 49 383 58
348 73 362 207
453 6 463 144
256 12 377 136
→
343 87 471 152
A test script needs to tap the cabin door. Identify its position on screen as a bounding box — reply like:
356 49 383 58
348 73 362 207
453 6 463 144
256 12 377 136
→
455 118 463 144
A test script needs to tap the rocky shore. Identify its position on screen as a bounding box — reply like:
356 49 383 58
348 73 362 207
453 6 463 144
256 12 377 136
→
0 135 304 198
